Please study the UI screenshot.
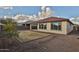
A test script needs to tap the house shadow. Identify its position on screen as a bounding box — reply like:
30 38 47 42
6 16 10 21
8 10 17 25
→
69 30 79 36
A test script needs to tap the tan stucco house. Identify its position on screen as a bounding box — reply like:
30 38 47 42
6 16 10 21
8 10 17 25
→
30 17 73 34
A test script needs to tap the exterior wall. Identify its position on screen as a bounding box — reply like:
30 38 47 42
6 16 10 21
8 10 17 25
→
30 24 32 30
31 21 73 34
37 21 67 34
66 22 73 33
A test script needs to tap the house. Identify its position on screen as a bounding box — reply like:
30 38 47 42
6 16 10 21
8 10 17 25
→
22 20 34 30
70 17 79 31
30 17 73 34
73 24 79 31
0 19 5 31
0 23 4 31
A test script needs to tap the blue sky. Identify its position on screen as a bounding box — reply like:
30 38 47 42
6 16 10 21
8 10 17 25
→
53 6 79 18
0 6 79 18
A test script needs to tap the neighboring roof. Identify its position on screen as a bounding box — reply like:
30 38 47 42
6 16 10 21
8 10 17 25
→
35 17 73 24
71 21 79 25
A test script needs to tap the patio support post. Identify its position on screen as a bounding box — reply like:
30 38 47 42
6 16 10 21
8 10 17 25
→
30 24 32 30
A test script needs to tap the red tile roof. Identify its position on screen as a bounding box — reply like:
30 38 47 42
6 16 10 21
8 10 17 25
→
36 17 73 24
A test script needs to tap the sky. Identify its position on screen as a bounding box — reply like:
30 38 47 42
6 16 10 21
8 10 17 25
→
0 6 79 18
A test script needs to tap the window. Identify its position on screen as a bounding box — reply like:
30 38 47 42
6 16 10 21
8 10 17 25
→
39 24 42 29
39 23 47 29
31 24 37 29
44 24 47 29
32 26 37 29
51 22 61 30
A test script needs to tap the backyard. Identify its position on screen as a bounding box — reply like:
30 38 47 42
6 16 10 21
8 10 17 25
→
0 30 79 52
12 30 79 52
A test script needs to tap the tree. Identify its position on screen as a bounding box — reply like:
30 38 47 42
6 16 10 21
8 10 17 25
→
3 18 18 45
3 18 18 38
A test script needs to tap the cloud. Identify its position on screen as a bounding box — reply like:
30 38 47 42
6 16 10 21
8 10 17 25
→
70 17 79 25
0 6 13 10
70 17 79 22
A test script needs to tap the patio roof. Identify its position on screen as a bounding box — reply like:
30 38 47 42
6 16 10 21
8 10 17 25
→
23 20 35 24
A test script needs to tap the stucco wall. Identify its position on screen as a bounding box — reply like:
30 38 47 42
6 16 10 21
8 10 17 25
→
31 21 73 34
66 22 73 33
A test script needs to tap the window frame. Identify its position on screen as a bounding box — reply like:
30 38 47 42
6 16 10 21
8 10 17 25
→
39 23 47 30
51 22 62 31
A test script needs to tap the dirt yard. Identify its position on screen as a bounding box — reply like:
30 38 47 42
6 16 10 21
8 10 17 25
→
0 30 79 52
18 30 50 42
11 31 79 52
